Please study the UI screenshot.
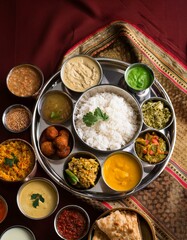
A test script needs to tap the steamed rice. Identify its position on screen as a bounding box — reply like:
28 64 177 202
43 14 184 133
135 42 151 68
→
74 92 140 150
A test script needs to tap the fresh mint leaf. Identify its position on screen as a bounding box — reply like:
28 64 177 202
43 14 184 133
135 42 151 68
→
83 107 109 127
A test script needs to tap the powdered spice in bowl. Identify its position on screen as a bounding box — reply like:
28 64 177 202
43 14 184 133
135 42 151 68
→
2 104 32 133
54 205 90 240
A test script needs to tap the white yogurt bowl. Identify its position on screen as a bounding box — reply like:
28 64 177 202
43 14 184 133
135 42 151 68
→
0 225 36 240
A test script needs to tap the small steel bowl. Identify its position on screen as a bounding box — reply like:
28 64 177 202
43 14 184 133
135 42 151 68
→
0 225 36 240
17 177 59 220
2 104 32 133
141 97 174 130
0 138 37 183
60 54 103 93
63 151 101 190
38 90 74 125
134 129 171 165
39 124 74 161
6 63 44 98
54 205 90 240
73 84 143 153
124 63 154 95
102 151 143 192
0 195 8 223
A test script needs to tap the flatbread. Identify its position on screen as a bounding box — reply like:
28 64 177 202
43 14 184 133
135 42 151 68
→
96 210 142 240
92 226 110 240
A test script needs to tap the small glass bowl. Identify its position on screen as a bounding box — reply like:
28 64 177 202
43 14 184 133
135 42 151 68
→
63 151 101 190
2 104 32 133
54 205 90 240
39 125 74 161
124 63 154 94
0 195 8 223
60 54 103 93
134 129 171 165
141 97 174 130
17 177 59 220
6 64 44 98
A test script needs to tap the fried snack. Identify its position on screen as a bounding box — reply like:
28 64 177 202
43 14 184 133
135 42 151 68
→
59 129 70 138
57 146 71 158
40 141 55 157
93 226 110 240
53 135 69 149
44 126 58 140
96 210 142 240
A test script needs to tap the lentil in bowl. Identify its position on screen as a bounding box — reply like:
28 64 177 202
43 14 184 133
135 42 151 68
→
6 64 44 98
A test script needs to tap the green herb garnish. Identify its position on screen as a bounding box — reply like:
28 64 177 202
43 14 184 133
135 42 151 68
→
4 153 19 167
31 193 45 208
50 111 63 120
83 107 109 127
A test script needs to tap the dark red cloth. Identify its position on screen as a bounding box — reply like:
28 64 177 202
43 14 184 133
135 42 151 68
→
0 0 186 84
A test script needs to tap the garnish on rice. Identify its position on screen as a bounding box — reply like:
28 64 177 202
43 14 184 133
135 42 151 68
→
83 107 109 127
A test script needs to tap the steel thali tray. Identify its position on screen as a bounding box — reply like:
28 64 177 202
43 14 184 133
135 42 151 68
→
31 58 176 200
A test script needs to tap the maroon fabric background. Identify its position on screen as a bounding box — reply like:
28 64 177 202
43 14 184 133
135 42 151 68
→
0 0 186 239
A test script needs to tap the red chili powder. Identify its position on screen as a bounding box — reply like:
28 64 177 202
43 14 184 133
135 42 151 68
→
57 208 88 240
0 198 7 222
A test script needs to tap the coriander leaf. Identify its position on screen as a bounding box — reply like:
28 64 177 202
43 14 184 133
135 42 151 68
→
83 112 98 126
31 193 45 208
50 111 62 120
83 107 109 127
94 107 109 121
4 153 19 167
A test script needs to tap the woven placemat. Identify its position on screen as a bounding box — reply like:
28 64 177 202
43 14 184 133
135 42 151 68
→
59 21 187 240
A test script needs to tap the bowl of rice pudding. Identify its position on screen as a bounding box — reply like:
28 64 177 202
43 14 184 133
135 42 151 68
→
73 84 143 152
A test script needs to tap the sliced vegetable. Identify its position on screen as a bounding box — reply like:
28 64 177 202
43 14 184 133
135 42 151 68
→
65 169 79 185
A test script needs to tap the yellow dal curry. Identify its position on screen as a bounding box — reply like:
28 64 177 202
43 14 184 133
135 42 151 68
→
103 152 142 191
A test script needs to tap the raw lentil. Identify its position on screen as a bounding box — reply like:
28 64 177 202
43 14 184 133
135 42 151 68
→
5 107 31 132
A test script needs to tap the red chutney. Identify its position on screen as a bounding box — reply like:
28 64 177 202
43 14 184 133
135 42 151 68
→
57 208 88 240
0 198 7 222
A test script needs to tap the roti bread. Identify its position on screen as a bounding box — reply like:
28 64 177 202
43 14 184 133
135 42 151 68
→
92 226 110 240
95 210 142 240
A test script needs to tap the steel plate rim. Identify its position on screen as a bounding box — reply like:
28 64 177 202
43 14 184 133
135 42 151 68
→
31 57 176 201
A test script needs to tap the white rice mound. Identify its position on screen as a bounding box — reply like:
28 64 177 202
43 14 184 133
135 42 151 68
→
74 92 140 151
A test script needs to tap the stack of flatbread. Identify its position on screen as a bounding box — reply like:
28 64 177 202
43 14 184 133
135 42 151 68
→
92 210 142 240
